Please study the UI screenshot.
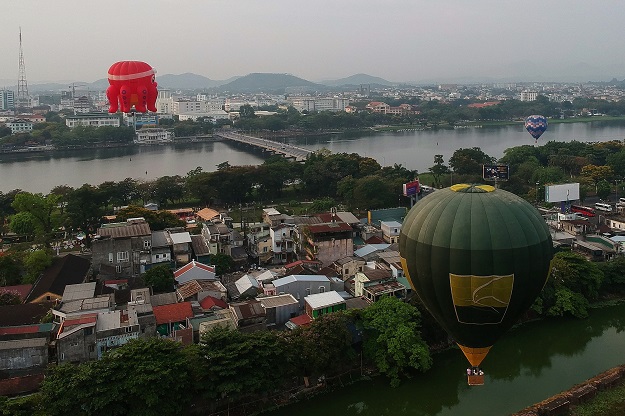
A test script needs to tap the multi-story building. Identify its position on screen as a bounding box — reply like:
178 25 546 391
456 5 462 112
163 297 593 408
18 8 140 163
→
5 119 33 134
520 91 538 102
287 97 350 113
0 89 15 110
65 113 120 129
380 220 402 244
270 224 297 264
297 221 354 267
91 218 152 278
135 128 173 144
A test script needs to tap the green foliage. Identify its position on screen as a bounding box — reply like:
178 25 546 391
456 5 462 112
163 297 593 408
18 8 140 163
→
428 154 449 188
197 327 286 399
309 197 336 213
23 249 53 284
115 205 185 231
0 253 23 286
141 264 174 293
597 256 625 289
546 286 590 319
9 212 36 237
449 147 494 175
359 296 432 386
11 192 60 245
596 179 612 200
0 393 44 416
64 184 106 248
40 338 192 416
210 253 234 276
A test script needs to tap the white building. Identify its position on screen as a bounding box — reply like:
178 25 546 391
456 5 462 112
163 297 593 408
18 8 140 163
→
135 128 173 144
287 97 350 113
65 114 120 129
178 110 229 122
5 119 34 134
520 91 538 102
156 90 174 114
380 220 402 244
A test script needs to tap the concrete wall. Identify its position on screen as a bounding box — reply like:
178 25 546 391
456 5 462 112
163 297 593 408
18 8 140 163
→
0 338 48 371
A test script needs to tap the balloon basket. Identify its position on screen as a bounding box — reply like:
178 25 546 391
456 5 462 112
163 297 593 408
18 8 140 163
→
467 374 485 386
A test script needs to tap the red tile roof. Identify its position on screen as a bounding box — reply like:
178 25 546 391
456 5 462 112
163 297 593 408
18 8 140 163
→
153 302 194 325
289 314 312 327
200 296 228 310
285 259 321 269
0 284 33 301
63 314 98 328
365 235 386 244
0 324 41 335
307 222 353 234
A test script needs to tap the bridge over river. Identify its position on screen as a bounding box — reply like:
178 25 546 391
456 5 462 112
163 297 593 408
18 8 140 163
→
215 131 314 162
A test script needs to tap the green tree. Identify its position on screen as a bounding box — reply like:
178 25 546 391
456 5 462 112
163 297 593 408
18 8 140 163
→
141 264 174 293
449 147 494 175
359 296 432 386
0 253 23 286
11 192 60 245
597 179 612 201
196 327 286 400
239 104 256 119
65 185 106 248
9 212 36 238
428 154 449 188
115 206 184 231
40 338 193 416
210 253 234 276
23 250 53 284
0 289 22 305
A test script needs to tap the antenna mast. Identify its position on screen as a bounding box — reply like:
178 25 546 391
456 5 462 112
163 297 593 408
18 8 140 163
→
17 27 30 110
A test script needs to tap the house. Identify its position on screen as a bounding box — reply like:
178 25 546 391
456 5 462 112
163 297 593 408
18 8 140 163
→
195 207 220 222
190 234 211 264
262 208 293 227
150 230 173 268
0 323 53 374
298 221 354 267
333 257 366 281
304 291 346 319
259 294 300 327
380 220 402 244
285 314 312 330
354 269 406 302
229 300 266 331
271 224 297 264
174 260 216 285
246 222 272 264
25 254 91 303
199 295 228 312
92 219 152 278
229 274 260 300
176 279 227 303
153 302 194 336
272 275 332 307
366 101 390 114
198 309 237 337
169 231 193 265
0 284 33 303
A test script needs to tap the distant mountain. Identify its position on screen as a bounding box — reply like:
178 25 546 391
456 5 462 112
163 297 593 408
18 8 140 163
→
218 73 322 93
156 73 229 89
320 73 394 87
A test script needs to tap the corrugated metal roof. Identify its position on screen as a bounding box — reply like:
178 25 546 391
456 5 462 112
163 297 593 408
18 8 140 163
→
170 232 192 244
190 235 211 256
259 294 298 308
62 282 96 302
307 222 353 234
97 222 151 238
273 275 329 287
305 291 345 309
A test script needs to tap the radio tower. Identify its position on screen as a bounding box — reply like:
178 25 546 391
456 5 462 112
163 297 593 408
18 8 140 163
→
17 27 30 110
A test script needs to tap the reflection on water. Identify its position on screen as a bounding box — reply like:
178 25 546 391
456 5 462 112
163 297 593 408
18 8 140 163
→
2 121 625 193
266 304 625 416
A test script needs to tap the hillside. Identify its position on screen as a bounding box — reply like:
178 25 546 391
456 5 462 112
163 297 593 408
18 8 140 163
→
321 73 394 87
218 73 322 93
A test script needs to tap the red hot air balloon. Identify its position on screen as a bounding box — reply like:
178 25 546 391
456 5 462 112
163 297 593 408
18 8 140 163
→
106 61 158 114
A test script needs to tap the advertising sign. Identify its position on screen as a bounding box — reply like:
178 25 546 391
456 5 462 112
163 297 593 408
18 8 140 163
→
483 165 510 181
403 180 420 197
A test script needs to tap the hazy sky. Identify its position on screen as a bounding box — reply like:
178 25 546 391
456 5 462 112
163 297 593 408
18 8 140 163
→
2 0 625 85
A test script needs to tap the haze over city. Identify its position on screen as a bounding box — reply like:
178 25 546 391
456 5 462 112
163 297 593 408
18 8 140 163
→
2 0 625 87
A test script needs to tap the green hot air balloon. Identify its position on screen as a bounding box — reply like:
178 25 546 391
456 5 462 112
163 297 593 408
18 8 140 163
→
399 184 553 385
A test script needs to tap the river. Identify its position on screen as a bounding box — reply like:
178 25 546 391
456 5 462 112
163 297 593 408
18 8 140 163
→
2 121 625 194
265 303 625 416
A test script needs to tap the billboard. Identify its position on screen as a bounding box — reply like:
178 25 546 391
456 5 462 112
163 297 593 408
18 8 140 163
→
545 183 580 203
482 165 510 181
403 180 420 197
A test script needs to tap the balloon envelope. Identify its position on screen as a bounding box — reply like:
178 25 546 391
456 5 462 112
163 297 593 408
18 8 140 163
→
525 115 548 141
399 184 553 366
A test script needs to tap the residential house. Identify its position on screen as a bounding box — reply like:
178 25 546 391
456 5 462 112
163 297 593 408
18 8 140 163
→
198 309 236 337
150 230 173 268
201 221 231 254
229 300 266 331
92 218 152 278
169 231 192 266
25 254 91 303
195 207 220 223
0 323 53 374
304 291 346 319
380 220 402 244
298 221 354 267
246 222 272 264
271 224 297 264
94 310 141 358
272 275 332 307
262 208 293 227
199 296 228 312
333 257 366 281
366 101 390 114
259 294 300 327
228 274 259 300
153 302 194 336
176 279 227 303
174 260 216 285
190 234 211 264
354 269 407 303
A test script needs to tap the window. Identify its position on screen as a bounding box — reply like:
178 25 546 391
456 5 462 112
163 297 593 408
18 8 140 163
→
116 265 122 273
88 345 95 352
306 288 311 296
109 253 114 263
85 328 93 336
144 240 151 249
117 251 129 262
319 286 325 293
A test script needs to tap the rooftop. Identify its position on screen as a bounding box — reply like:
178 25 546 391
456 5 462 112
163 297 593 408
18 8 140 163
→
153 302 194 325
259 294 298 308
305 290 345 309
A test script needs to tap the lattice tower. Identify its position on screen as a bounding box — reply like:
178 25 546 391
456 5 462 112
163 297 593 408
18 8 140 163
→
17 27 29 109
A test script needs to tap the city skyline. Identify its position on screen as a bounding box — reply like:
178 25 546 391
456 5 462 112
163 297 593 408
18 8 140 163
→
2 0 625 87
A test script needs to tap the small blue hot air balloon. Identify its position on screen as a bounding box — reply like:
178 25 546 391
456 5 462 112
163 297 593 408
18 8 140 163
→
525 115 548 143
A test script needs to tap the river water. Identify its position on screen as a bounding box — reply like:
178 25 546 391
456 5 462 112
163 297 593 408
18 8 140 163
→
265 303 625 416
2 121 625 194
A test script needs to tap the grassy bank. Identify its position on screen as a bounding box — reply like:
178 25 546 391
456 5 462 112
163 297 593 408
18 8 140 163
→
571 381 625 416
